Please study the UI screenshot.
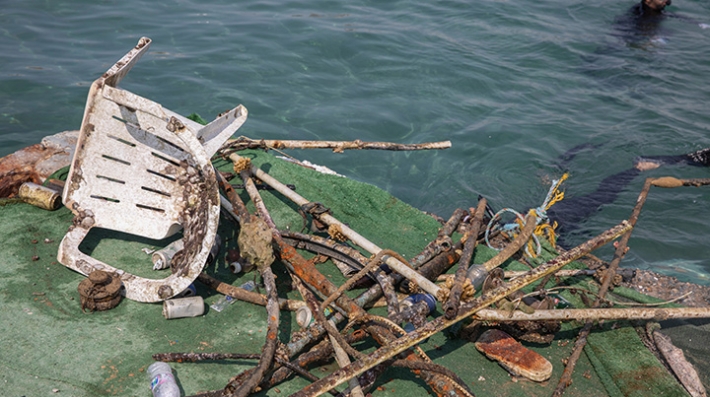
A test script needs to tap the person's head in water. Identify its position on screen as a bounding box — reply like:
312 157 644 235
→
641 0 671 13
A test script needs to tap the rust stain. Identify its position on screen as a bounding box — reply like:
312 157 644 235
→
613 365 669 393
0 143 48 198
102 364 119 385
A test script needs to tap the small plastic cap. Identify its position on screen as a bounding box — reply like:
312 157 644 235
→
229 261 243 274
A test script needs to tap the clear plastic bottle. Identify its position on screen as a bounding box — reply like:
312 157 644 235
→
240 280 256 292
147 362 180 397
210 280 257 312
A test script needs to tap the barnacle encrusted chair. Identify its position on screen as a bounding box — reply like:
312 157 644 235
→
57 37 246 302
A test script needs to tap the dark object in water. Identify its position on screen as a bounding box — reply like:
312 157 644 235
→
547 146 710 245
639 0 672 13
613 0 673 48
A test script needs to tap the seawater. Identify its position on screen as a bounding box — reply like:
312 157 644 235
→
1 0 709 284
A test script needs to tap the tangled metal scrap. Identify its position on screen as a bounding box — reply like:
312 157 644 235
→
22 38 705 397
152 141 710 397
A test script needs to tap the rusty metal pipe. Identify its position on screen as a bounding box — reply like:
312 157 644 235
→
217 167 280 397
444 199 487 319
290 221 632 397
552 177 710 397
400 241 462 294
466 212 538 292
229 153 442 298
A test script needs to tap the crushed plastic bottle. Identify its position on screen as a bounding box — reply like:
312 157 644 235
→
147 362 180 397
210 280 257 312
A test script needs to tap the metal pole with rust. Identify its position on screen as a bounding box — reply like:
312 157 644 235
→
228 153 444 299
552 176 710 397
216 171 281 397
290 221 632 397
223 136 452 152
444 199 487 319
473 306 710 322
227 156 465 396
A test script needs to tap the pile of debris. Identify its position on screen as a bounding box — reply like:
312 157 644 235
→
2 38 709 397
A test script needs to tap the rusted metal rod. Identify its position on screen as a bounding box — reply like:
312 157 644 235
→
229 153 443 298
553 178 656 397
197 273 305 311
224 136 452 152
290 221 632 397
402 208 463 271
473 307 710 322
552 177 710 397
400 241 462 294
154 352 261 362
442 269 579 282
439 208 467 237
216 171 250 221
217 168 280 397
444 199 487 319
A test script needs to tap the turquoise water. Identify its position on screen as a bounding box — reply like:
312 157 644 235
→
1 0 709 284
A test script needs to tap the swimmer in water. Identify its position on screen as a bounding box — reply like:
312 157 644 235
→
546 146 709 246
635 0 672 14
614 0 673 48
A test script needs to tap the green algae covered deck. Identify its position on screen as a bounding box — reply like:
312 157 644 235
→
0 149 689 397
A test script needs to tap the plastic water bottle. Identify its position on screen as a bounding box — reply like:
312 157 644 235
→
210 281 257 312
147 362 180 397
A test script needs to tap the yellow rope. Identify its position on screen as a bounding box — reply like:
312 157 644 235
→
528 173 568 256
544 172 568 211
492 173 568 259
